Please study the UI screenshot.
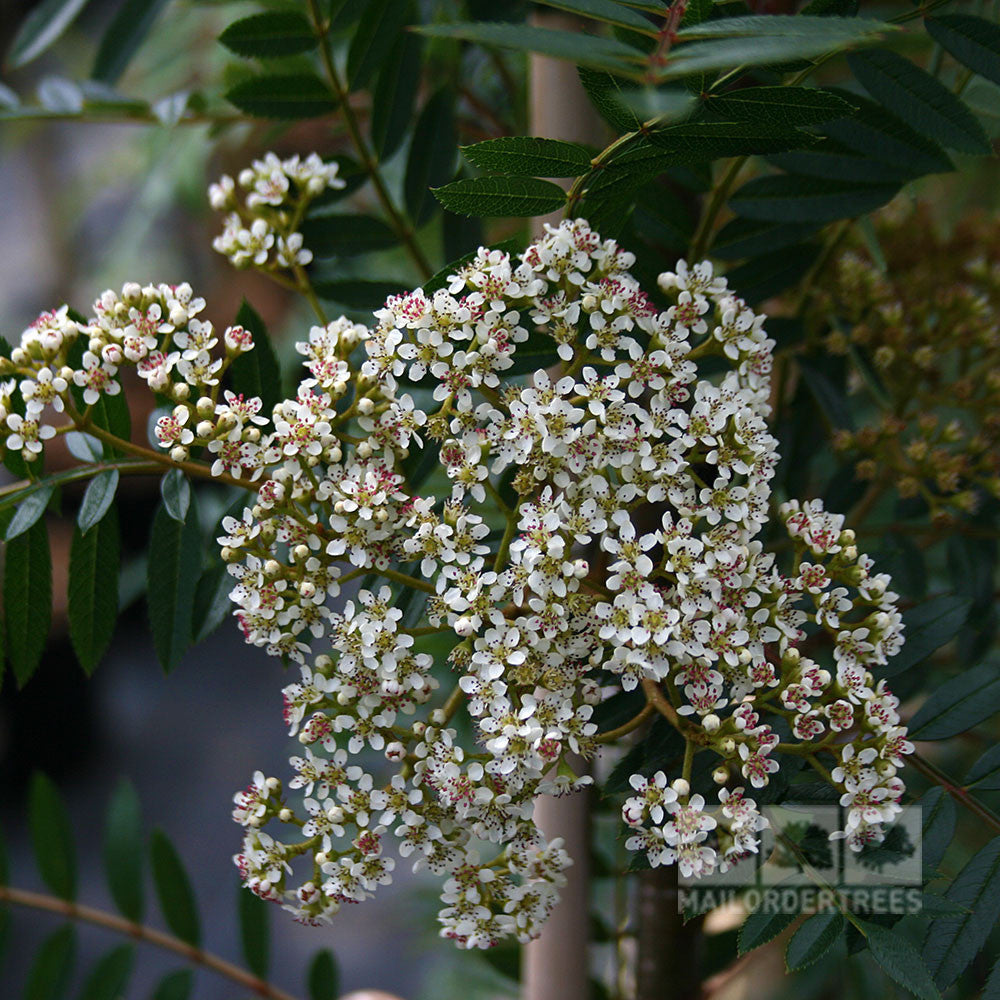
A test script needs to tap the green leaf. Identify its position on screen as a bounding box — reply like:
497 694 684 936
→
533 0 655 32
103 778 144 922
219 11 317 58
313 279 408 310
79 945 134 1000
299 213 398 257
191 562 234 644
729 174 899 224
738 906 795 955
785 911 844 970
405 88 457 225
160 469 190 523
768 141 927 184
150 828 200 947
146 499 201 673
29 772 76 900
347 0 414 91
650 119 822 162
463 136 592 177
92 0 172 84
370 31 423 161
4 483 53 541
919 787 955 873
6 0 92 68
65 431 103 462
908 661 1000 740
68 502 120 674
25 925 75 1000
225 73 337 119
578 67 643 134
238 884 270 978
616 87 695 123
713 217 821 260
918 892 971 918
152 969 193 1000
415 22 644 75
985 955 1000 1000
848 49 990 155
925 14 1000 89
923 836 1000 989
965 744 1000 791
78 469 119 533
878 595 971 677
4 518 52 687
699 86 855 130
861 920 941 1000
433 175 566 218
307 949 339 1000
229 299 282 417
659 16 894 80
818 89 953 177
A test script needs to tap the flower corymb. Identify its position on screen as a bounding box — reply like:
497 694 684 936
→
0 154 910 950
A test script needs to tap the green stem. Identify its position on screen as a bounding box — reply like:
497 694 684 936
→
306 0 433 280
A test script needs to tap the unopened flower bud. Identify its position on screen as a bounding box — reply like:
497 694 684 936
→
357 397 375 415
703 714 720 733
712 766 729 785
279 808 293 822
169 446 188 463
454 616 475 637
385 742 406 761
671 778 690 797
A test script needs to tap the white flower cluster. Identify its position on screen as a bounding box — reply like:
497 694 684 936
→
1 192 912 948
210 152 344 271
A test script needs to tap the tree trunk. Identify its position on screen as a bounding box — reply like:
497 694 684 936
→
522 13 605 1000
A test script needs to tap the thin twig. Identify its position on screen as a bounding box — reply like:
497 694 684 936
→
0 885 301 1000
908 753 1000 835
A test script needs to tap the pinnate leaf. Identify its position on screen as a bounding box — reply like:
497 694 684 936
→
7 0 91 68
150 829 200 946
78 469 118 533
25 925 76 1000
862 920 941 1000
68 502 120 674
4 517 52 687
308 949 340 1000
849 49 990 154
79 945 134 1000
146 499 201 673
103 778 144 921
225 73 337 119
29 772 76 900
463 136 592 177
229 299 282 418
433 176 566 217
238 884 270 978
923 836 1000 989
219 11 317 58
785 911 844 970
925 14 1000 88
908 661 1000 740
92 0 171 84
